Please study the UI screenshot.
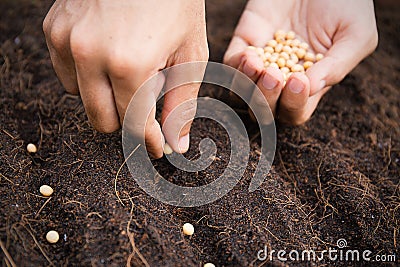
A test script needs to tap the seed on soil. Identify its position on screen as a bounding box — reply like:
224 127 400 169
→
46 230 59 243
27 143 37 153
40 185 54 197
182 223 194 236
204 263 216 267
248 30 324 82
163 143 173 155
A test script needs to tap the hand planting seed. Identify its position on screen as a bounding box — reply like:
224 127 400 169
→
39 185 54 197
46 230 59 243
182 223 194 236
249 30 324 83
27 143 37 153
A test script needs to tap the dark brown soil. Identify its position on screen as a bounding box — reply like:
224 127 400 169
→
1 1 399 266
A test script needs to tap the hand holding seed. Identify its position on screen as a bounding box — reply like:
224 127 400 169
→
224 0 378 125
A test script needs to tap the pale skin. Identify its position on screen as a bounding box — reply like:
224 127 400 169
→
44 0 377 157
43 0 208 158
224 0 378 125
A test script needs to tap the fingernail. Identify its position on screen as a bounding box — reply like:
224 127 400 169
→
288 78 304 94
262 73 279 90
319 80 326 91
242 60 257 77
178 134 190 153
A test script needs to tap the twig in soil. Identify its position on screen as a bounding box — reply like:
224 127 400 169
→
86 212 103 219
19 223 55 267
34 197 52 219
315 157 338 215
38 113 44 149
0 173 14 185
0 240 17 267
126 194 149 267
277 151 300 196
114 144 140 206
2 129 16 139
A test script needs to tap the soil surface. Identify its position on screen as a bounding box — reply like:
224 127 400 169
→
1 1 399 266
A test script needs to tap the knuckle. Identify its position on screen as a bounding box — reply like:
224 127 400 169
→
49 26 67 51
42 16 51 36
70 29 96 62
108 58 137 79
107 50 149 78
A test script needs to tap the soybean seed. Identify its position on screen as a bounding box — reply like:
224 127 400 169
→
303 61 314 70
269 62 279 69
291 39 301 47
277 58 286 68
269 54 278 63
27 143 37 153
46 230 59 244
256 47 264 56
316 53 324 61
295 48 306 59
291 64 305 73
299 42 309 50
182 223 194 236
274 30 286 40
285 59 295 69
267 39 277 47
274 43 283 53
281 67 290 74
290 54 299 64
164 144 173 155
280 52 289 60
282 45 292 53
204 263 216 267
304 52 315 62
40 185 54 197
286 31 296 40
264 46 274 54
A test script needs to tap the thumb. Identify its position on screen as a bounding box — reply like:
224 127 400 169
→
307 35 377 96
161 63 205 154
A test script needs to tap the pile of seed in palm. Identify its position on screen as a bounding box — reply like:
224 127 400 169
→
248 30 324 82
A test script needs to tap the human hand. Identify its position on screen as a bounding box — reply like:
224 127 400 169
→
224 0 378 125
43 0 208 158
